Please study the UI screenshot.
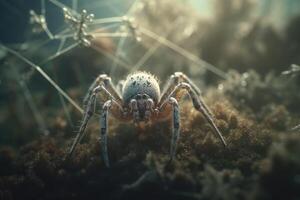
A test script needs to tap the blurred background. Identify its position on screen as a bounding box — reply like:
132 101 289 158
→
1 0 300 145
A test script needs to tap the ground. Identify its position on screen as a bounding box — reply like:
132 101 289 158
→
1 73 299 200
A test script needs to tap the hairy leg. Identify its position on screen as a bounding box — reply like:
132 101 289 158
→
83 74 122 106
158 73 181 107
100 100 111 167
174 72 214 117
100 99 125 167
169 97 180 161
66 86 97 159
116 79 125 94
158 72 213 116
66 84 122 159
160 82 227 147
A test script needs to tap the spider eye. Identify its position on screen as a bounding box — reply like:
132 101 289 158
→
142 94 148 99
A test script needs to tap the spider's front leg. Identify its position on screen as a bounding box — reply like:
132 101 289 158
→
169 83 227 147
66 86 99 159
159 82 226 161
83 74 122 106
159 72 213 116
66 82 122 162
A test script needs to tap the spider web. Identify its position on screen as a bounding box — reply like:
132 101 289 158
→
0 0 228 135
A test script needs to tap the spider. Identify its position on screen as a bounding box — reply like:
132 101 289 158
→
66 71 227 167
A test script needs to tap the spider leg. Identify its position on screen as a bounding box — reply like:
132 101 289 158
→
116 80 125 94
169 97 180 161
66 86 97 159
100 100 112 167
159 72 213 116
83 74 123 106
83 77 99 105
100 99 124 167
159 73 180 107
173 72 214 117
66 85 122 159
160 82 227 147
158 72 200 105
174 72 201 95
189 87 227 147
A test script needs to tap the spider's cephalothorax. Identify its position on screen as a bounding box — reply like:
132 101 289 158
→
122 72 160 123
67 71 227 167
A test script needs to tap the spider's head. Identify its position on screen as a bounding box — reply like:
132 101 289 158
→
129 93 155 123
122 71 160 123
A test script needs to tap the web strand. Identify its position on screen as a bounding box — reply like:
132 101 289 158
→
0 44 84 114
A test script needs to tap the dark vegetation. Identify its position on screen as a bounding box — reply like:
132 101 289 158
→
0 74 299 199
0 0 300 199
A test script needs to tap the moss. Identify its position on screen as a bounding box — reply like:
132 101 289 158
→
252 134 300 200
0 91 281 200
222 70 300 115
2 66 299 200
0 147 16 176
263 105 290 131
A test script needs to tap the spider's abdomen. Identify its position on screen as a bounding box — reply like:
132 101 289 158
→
122 71 160 104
